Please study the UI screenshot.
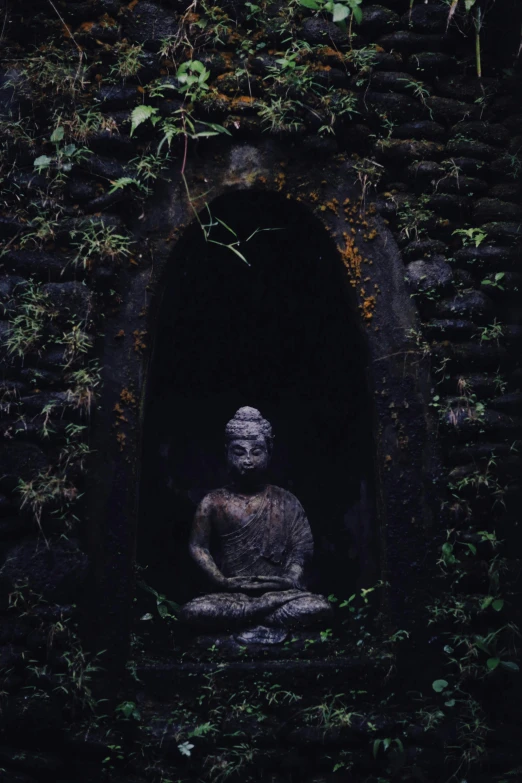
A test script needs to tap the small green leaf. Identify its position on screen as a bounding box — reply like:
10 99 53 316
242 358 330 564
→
500 660 519 672
34 155 52 170
332 3 350 22
157 603 169 618
109 177 143 194
51 126 64 143
130 105 159 136
299 0 320 7
466 543 477 555
444 699 456 707
487 657 500 671
349 0 363 23
432 679 449 692
492 599 504 612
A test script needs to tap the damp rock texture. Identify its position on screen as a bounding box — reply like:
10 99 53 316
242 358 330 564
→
0 0 521 781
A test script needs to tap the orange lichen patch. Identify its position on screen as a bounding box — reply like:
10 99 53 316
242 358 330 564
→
316 46 344 62
338 231 363 285
113 403 128 423
115 329 125 339
127 0 139 10
116 432 127 451
133 330 147 352
275 172 285 191
325 198 339 215
120 388 136 407
308 191 319 202
99 13 118 27
360 290 376 321
229 96 256 111
227 31 242 45
78 21 95 32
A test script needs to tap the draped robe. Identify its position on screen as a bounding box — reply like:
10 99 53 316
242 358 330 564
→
218 485 314 579
181 485 331 630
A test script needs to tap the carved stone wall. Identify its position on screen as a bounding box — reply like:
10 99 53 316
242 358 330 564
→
0 1 521 781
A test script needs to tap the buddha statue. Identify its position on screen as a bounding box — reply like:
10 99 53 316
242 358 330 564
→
180 407 332 639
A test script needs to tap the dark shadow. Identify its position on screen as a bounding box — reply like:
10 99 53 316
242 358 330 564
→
137 191 377 619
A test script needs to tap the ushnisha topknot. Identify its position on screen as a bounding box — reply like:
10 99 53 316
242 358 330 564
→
225 406 273 445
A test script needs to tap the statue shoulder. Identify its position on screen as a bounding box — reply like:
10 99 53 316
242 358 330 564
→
196 489 226 514
268 485 304 509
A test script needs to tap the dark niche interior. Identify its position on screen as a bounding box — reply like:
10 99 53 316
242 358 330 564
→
137 192 377 628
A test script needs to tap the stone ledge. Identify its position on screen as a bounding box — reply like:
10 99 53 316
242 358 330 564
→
137 652 394 692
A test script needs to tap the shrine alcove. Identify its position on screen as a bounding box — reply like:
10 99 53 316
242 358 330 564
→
136 191 378 623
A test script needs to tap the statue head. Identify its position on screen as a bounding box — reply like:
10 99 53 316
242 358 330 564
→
225 407 273 488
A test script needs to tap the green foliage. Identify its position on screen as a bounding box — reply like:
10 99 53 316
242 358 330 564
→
477 319 504 343
108 176 149 196
207 743 255 782
138 580 180 620
397 196 432 242
18 471 78 530
33 124 91 182
20 214 60 250
258 97 304 134
299 0 363 26
453 227 488 247
12 45 88 98
5 281 50 357
71 223 133 268
115 700 141 721
59 323 93 367
176 59 211 100
130 105 160 137
66 363 101 411
109 43 144 80
54 644 104 713
482 271 505 291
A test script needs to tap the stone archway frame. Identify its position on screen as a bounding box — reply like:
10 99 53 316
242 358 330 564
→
87 139 441 666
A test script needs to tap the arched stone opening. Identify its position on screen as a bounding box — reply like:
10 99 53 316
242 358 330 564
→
87 143 440 666
137 191 377 637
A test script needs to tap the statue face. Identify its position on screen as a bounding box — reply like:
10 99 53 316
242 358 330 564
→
227 437 270 486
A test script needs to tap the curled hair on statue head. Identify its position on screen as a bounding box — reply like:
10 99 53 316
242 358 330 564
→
225 406 274 452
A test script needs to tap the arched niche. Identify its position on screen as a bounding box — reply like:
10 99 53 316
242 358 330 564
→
137 191 377 619
87 141 441 667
